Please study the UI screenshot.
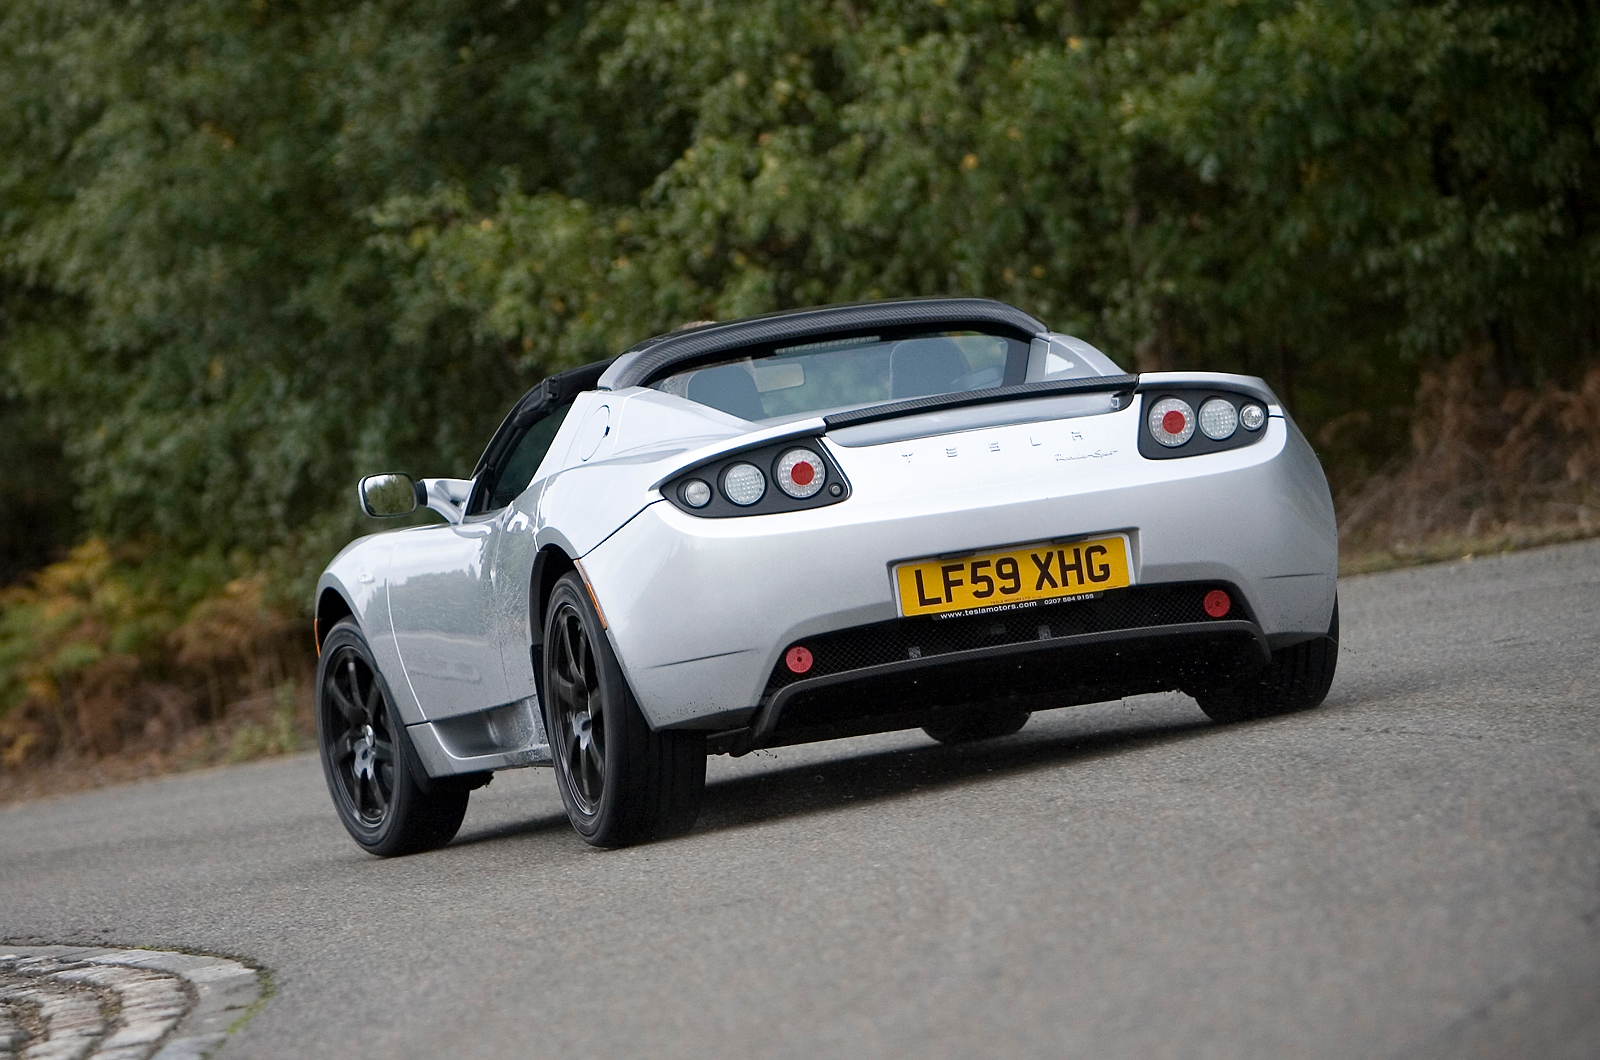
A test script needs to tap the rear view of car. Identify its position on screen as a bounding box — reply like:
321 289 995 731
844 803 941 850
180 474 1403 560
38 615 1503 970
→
316 298 1338 853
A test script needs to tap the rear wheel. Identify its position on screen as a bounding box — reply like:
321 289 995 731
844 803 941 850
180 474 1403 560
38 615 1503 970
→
1192 599 1339 724
543 573 705 847
316 619 469 856
923 708 1031 745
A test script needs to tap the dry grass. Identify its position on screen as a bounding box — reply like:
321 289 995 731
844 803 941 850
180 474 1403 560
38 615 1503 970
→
0 542 315 801
1340 521 1600 576
0 679 313 805
1337 352 1600 558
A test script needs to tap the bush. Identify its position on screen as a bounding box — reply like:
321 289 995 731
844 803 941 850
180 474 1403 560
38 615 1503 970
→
1339 357 1600 552
0 541 308 769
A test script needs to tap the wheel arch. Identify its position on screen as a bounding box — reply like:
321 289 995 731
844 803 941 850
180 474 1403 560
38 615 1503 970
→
315 587 355 653
530 544 577 653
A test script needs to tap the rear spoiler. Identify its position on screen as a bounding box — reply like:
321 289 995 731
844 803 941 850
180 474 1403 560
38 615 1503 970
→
821 374 1139 430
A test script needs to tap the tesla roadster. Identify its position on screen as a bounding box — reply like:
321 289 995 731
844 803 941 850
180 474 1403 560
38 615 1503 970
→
314 298 1338 854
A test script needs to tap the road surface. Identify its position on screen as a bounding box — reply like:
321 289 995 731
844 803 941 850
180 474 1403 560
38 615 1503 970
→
4 539 1599 1059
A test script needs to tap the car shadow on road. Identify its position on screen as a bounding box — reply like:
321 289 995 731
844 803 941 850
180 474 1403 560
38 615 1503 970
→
452 811 574 847
691 709 1217 837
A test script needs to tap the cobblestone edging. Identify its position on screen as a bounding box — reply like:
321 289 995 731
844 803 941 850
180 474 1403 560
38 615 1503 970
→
0 946 263 1060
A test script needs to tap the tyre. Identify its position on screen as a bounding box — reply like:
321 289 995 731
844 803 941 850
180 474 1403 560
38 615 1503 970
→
316 619 469 856
543 572 706 847
1192 598 1340 724
923 708 1032 745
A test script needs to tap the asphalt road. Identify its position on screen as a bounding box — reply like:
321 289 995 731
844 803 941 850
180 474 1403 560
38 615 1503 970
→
4 540 1599 1059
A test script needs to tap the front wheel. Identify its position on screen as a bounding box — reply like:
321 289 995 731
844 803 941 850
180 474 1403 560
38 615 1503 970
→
316 619 469 856
1192 599 1339 724
543 573 705 847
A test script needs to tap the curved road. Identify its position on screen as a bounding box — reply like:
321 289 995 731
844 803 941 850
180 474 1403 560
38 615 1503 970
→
4 540 1599 1059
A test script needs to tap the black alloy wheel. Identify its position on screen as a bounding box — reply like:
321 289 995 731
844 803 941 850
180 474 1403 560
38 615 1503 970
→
316 619 469 856
543 572 705 847
547 601 607 817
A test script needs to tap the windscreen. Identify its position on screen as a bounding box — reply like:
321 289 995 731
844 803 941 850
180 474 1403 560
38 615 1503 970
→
649 330 1029 422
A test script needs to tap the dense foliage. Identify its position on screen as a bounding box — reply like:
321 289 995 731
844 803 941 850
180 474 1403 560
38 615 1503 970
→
2 0 1598 761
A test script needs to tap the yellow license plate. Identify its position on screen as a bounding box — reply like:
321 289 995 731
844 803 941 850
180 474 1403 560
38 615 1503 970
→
894 534 1134 618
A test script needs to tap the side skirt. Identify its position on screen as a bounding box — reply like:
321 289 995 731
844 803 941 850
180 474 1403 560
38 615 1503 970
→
407 695 552 777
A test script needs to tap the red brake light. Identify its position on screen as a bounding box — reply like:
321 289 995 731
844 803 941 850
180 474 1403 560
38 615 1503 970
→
1148 397 1197 447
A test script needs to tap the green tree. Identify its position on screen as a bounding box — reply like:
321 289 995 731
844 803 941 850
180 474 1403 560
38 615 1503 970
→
2 0 1597 591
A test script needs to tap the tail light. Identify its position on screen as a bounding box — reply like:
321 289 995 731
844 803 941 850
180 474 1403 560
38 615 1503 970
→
662 437 851 517
1198 399 1238 440
1147 398 1196 447
775 448 826 499
721 462 767 505
1139 390 1270 460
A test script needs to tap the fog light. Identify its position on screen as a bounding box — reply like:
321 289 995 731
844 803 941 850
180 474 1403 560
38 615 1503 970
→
722 462 766 505
1240 404 1266 431
785 646 813 673
1203 589 1231 618
681 479 712 508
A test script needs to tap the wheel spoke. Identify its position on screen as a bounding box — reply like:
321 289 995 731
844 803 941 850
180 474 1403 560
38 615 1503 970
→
578 740 598 801
362 672 383 723
333 731 355 762
327 678 363 726
371 736 394 763
558 618 582 683
549 666 583 705
574 630 594 691
584 741 604 794
344 658 362 710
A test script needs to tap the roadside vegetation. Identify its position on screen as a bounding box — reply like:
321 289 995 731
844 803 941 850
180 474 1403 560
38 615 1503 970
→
2 0 1597 797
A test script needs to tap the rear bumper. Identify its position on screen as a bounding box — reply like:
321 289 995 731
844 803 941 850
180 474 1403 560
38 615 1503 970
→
721 578 1267 752
579 410 1335 730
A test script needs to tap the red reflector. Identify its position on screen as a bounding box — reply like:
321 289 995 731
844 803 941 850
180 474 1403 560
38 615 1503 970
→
1203 590 1231 618
785 646 814 673
790 461 815 486
1162 409 1188 435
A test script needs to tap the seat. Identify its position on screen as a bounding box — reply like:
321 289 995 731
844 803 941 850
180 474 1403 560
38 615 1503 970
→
687 364 767 421
888 338 970 399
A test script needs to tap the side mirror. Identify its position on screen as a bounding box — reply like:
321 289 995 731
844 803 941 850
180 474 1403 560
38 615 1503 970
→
359 473 424 517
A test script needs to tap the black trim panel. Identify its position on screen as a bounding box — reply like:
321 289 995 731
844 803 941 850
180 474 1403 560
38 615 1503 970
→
732 619 1267 753
471 358 615 482
661 437 852 518
1135 387 1270 460
608 298 1047 389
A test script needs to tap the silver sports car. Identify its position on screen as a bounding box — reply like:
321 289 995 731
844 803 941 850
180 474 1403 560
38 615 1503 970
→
314 298 1338 854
